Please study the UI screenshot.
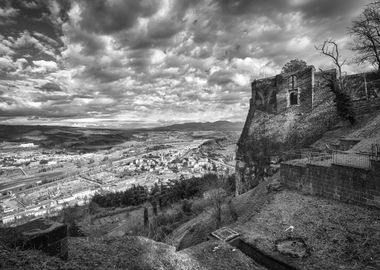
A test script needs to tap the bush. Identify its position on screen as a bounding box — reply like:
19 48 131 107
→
181 199 192 214
148 211 189 241
68 221 86 237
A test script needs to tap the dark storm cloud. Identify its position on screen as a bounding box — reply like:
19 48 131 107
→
32 94 69 103
208 70 235 85
0 96 15 105
66 27 106 55
78 0 159 34
78 66 128 83
213 0 369 18
72 94 94 99
0 107 81 118
147 18 183 40
38 82 63 92
0 0 63 43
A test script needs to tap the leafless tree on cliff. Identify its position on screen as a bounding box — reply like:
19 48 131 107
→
349 1 380 74
315 40 347 91
316 40 356 124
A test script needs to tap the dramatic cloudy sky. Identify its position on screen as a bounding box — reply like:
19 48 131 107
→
0 0 374 128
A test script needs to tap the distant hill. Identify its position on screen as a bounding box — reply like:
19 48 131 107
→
0 121 243 151
153 121 244 131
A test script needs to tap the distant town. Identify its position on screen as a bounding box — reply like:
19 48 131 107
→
0 129 236 225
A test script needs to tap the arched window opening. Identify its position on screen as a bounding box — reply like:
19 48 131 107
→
290 91 298 105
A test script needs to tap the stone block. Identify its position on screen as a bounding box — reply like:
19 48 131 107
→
14 218 68 260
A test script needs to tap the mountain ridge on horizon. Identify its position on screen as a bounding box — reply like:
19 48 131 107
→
0 120 244 132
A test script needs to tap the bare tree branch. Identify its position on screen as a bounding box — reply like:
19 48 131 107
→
315 40 356 125
349 2 380 73
315 40 347 91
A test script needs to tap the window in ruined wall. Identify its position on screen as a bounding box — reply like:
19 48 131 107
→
288 75 299 106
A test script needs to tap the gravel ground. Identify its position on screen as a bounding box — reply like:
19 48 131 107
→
235 188 380 270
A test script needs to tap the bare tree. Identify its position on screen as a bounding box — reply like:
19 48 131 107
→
349 1 380 74
316 40 356 124
207 187 226 229
315 40 347 91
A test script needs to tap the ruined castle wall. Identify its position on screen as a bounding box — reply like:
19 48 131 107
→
345 72 380 100
252 67 315 115
236 67 337 195
252 77 278 114
281 67 314 113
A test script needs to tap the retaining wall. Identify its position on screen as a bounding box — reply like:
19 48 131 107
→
280 160 380 208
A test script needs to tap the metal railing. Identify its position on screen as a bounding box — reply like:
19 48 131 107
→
282 149 332 164
332 151 372 169
283 149 379 169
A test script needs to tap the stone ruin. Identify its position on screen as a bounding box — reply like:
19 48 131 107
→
0 218 68 260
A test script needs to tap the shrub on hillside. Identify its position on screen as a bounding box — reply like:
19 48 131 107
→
181 199 192 214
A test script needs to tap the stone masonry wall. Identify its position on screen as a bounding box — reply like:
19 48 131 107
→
251 66 315 115
345 72 380 100
280 161 380 208
0 218 68 260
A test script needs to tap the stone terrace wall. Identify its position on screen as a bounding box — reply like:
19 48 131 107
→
280 161 380 208
0 218 68 260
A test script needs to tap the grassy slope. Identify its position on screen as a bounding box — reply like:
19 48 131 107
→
0 236 257 270
312 109 380 152
229 179 380 270
169 173 380 270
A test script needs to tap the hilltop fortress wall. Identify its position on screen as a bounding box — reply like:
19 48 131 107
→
236 66 380 195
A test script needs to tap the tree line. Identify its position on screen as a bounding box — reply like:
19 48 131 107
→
91 173 235 209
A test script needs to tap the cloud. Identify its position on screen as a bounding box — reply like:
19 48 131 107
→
38 82 63 92
0 0 375 127
78 0 159 34
0 42 14 56
0 56 16 72
0 6 18 24
12 30 57 59
33 60 58 70
208 70 235 85
212 0 369 18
